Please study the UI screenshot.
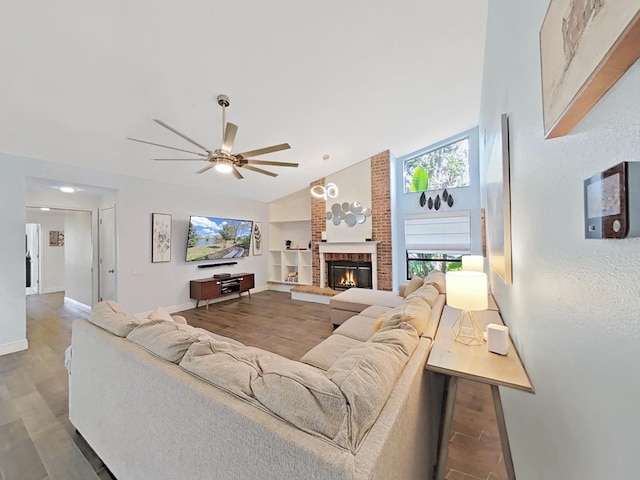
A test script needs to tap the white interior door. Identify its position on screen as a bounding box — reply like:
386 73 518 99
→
99 207 117 301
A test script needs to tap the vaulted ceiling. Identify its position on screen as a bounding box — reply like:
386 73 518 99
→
1 1 488 202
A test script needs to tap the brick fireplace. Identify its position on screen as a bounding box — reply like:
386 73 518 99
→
310 150 392 291
327 260 373 290
318 241 380 290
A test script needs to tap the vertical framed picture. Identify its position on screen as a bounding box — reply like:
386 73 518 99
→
252 222 263 255
540 1 640 138
152 213 171 263
485 114 512 284
49 231 64 246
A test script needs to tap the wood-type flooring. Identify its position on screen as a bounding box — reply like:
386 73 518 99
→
0 291 506 480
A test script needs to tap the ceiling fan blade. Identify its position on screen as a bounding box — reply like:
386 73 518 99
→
235 143 291 159
153 158 208 161
221 122 238 154
232 166 244 179
196 164 215 174
245 159 299 168
128 137 208 157
241 164 278 177
153 119 210 153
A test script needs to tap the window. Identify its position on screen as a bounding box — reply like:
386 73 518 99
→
406 252 462 278
404 211 470 280
403 137 470 193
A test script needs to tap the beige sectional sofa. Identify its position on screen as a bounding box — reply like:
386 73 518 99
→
69 272 446 480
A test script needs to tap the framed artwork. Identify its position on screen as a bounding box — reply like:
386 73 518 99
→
252 222 263 255
485 114 512 284
540 1 640 138
152 213 171 263
49 231 64 246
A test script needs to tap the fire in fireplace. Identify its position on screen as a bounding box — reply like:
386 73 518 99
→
327 260 373 290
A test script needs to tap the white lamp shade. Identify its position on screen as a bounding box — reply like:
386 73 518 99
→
462 255 484 272
445 271 488 311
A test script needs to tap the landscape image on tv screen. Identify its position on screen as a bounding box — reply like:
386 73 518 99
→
186 216 253 261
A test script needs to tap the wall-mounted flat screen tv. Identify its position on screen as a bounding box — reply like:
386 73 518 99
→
186 216 253 261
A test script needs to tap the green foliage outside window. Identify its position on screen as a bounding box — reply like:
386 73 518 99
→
406 252 462 279
404 138 470 193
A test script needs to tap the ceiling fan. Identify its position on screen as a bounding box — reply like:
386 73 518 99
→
127 94 298 179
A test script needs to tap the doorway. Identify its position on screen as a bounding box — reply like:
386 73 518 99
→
25 223 40 295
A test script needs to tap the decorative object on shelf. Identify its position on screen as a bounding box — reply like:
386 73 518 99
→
461 255 485 272
310 182 339 200
419 192 427 207
252 222 262 255
152 213 171 263
128 94 298 179
286 271 299 283
285 239 292 249
49 230 64 247
446 271 488 346
327 201 372 227
434 194 441 211
485 113 512 284
540 1 640 138
321 231 327 241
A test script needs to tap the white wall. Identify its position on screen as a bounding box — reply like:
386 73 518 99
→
25 209 66 293
64 210 93 306
1 155 269 353
325 159 373 242
0 171 27 353
479 1 640 478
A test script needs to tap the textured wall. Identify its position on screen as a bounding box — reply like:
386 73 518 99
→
480 1 640 478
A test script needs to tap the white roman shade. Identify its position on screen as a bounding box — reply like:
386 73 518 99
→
404 211 471 254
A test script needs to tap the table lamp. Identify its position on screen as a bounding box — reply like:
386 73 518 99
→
445 271 488 345
461 255 484 272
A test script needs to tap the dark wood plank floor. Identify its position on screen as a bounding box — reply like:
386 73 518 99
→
0 291 505 480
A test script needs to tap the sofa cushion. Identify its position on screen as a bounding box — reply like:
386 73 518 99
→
299 334 362 371
379 297 432 336
180 339 349 449
89 301 142 337
405 284 440 308
326 323 419 450
423 271 446 294
148 306 174 322
358 304 392 319
403 275 424 297
330 288 404 313
126 320 239 363
333 315 378 342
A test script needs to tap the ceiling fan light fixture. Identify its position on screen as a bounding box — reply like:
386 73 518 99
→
214 159 233 173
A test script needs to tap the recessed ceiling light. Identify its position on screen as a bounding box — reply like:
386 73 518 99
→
59 186 76 193
40 207 50 211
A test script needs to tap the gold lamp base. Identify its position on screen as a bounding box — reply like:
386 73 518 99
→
450 310 484 346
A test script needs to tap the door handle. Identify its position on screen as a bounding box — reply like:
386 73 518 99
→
108 269 115 274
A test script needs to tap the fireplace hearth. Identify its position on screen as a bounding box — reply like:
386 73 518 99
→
327 260 373 290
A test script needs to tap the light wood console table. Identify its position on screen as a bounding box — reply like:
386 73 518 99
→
426 305 534 480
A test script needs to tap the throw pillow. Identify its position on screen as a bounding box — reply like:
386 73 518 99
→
423 271 446 293
148 306 174 322
403 275 424 297
373 314 385 333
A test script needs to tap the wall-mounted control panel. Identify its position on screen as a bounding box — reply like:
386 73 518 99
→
584 161 640 239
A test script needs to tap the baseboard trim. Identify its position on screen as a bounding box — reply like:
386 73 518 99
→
64 297 91 313
0 339 29 356
134 285 270 319
41 287 64 294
